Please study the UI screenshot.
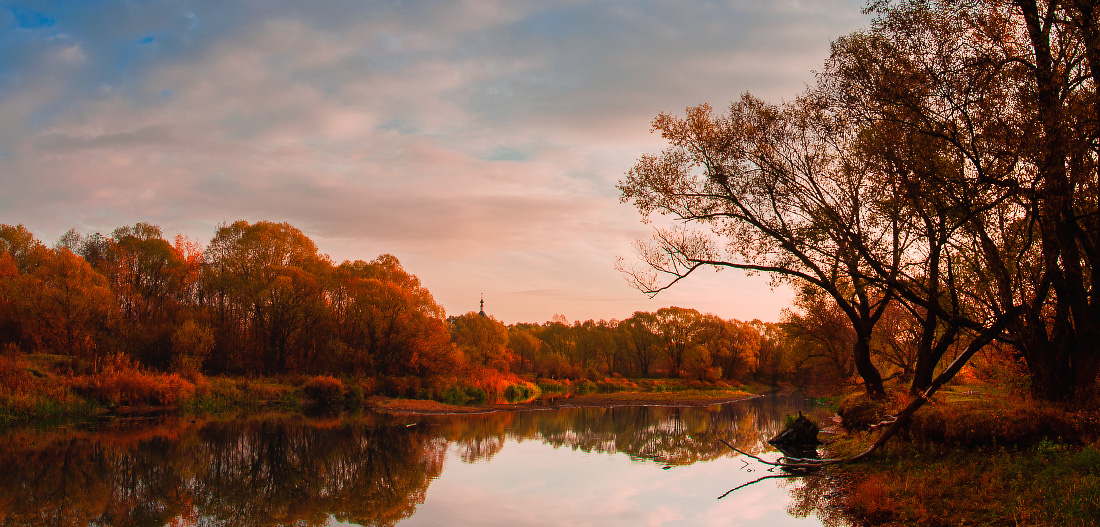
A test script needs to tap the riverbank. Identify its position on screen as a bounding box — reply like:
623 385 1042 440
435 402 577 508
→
0 352 763 425
810 391 1100 526
367 388 759 414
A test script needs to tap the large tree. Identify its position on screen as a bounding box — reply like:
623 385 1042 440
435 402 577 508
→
617 312 663 376
620 96 896 396
826 0 1100 401
204 220 330 374
331 256 452 376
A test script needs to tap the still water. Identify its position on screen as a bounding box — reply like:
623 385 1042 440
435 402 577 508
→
2 396 839 526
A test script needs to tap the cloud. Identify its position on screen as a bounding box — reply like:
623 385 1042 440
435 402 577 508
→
0 0 866 322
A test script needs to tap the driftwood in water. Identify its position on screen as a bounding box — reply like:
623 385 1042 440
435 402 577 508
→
767 411 821 460
769 412 821 446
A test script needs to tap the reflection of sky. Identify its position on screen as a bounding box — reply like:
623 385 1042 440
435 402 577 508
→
0 1 871 324
344 440 824 527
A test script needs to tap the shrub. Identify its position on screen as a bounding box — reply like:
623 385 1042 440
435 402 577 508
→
65 354 199 407
537 379 568 394
465 386 488 405
575 379 597 395
503 382 540 403
437 384 488 406
302 376 345 407
0 353 34 397
441 386 469 406
69 369 196 407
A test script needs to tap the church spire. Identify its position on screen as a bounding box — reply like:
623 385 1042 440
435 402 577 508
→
478 293 487 317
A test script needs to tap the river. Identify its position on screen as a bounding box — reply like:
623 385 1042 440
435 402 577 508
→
0 396 842 526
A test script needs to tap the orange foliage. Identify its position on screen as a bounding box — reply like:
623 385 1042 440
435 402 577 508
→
0 353 81 416
846 474 897 521
68 354 198 407
301 375 344 405
0 352 34 396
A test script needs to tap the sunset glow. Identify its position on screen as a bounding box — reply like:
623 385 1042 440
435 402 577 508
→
0 1 869 323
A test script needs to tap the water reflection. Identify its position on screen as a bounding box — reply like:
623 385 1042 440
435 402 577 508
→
0 396 834 526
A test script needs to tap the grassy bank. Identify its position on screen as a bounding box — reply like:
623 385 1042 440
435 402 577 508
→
0 353 306 425
0 352 761 424
813 391 1100 526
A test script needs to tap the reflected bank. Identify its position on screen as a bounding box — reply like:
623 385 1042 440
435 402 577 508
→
1 396 842 526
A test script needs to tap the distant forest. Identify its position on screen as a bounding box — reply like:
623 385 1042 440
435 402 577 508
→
0 220 966 392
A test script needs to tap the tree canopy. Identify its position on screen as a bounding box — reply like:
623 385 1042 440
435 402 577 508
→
621 0 1100 403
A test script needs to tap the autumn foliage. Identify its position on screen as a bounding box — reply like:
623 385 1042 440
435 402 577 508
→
0 219 891 414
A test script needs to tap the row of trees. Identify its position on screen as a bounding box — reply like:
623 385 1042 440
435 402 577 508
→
0 221 454 377
1 220 916 389
620 0 1100 403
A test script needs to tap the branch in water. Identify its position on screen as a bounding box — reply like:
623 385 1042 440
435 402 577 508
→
717 474 799 499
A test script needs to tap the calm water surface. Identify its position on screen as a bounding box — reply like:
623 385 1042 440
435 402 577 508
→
3 396 842 526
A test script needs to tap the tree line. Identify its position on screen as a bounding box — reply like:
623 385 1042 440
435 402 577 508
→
620 0 1100 403
0 220 933 390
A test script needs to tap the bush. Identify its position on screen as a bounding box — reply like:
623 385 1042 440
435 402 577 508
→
537 379 568 394
641 379 670 393
465 386 488 405
68 354 198 407
438 384 488 406
302 376 345 407
575 379 597 395
441 386 468 406
503 382 540 403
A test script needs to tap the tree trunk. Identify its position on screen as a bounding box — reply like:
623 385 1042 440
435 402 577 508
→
853 331 885 398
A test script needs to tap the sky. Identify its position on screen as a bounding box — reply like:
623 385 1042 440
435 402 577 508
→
0 0 870 324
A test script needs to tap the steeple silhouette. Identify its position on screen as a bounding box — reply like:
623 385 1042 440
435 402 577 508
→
478 293 487 317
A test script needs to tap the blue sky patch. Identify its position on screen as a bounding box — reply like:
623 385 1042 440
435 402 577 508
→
8 7 55 29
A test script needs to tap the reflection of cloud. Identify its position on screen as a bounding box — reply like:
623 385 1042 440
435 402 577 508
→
409 440 813 526
647 506 683 527
0 0 866 323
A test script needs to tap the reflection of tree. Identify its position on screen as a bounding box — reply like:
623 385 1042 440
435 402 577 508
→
0 397 824 525
0 416 445 527
190 419 448 526
414 395 822 466
784 475 850 527
0 438 114 527
525 397 819 465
